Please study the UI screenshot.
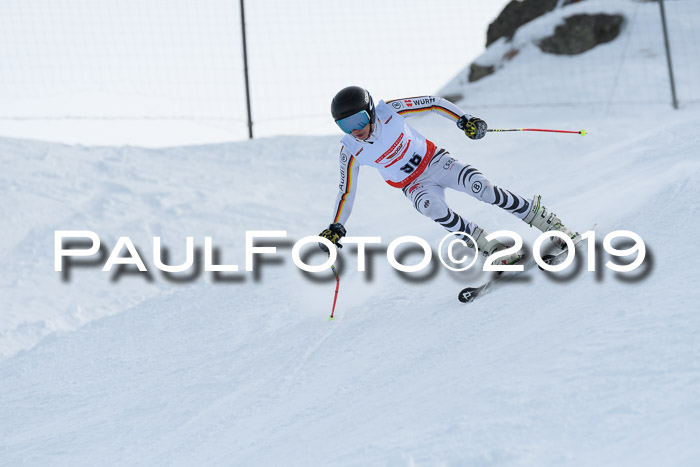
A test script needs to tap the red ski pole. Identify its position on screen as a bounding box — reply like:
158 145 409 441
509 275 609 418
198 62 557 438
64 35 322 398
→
488 128 587 135
328 262 340 320
318 243 341 320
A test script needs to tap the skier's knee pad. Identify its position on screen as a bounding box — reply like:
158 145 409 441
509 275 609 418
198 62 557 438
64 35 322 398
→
416 194 449 221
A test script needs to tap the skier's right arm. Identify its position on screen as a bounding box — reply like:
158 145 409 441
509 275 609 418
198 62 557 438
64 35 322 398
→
330 145 360 227
318 146 357 250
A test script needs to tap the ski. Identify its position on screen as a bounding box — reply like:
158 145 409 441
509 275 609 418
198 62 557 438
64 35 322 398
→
457 254 535 303
458 282 489 303
538 224 597 269
458 225 596 303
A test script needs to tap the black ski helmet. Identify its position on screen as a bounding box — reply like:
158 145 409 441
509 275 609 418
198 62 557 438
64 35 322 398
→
331 86 376 126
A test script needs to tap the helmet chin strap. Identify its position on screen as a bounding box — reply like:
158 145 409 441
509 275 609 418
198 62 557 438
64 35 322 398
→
362 123 376 143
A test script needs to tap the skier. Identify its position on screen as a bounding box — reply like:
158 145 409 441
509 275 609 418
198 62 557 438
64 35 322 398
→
318 86 575 264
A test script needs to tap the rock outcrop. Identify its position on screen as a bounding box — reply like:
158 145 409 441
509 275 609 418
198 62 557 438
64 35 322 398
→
486 0 558 46
538 14 624 55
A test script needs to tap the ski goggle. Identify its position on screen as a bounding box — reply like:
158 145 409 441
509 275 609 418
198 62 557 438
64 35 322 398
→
335 110 370 134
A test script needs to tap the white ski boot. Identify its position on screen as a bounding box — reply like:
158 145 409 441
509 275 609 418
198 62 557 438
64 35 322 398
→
471 227 523 266
523 195 575 249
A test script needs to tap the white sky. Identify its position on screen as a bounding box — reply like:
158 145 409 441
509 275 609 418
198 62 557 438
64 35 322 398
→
0 0 511 146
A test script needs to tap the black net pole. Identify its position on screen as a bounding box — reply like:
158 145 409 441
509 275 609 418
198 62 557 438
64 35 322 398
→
240 0 254 137
658 0 679 109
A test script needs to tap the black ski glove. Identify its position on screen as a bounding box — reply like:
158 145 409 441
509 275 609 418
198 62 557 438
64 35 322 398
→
457 115 487 140
318 222 347 251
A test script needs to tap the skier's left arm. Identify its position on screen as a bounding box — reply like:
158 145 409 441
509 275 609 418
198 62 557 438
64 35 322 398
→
387 95 465 123
386 95 487 140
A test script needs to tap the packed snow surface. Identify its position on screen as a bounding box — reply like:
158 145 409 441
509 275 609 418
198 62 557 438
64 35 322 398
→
2 0 700 465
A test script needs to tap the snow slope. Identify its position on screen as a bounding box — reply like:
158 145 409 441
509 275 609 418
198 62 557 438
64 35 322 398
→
2 1 700 465
441 0 700 107
2 106 699 466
